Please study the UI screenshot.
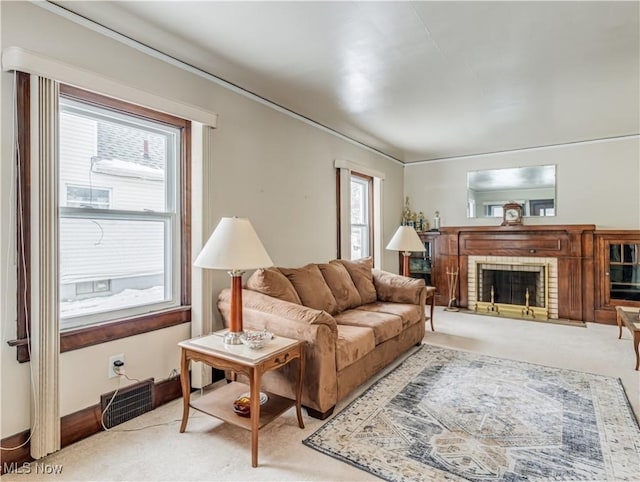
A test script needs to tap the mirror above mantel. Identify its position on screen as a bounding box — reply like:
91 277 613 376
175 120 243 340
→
467 165 556 218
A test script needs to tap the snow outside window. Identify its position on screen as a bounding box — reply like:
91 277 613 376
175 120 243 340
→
59 98 181 330
66 185 111 209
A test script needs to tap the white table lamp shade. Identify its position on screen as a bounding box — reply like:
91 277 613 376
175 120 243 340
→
194 217 273 270
386 225 426 252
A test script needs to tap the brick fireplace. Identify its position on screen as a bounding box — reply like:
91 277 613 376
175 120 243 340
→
435 225 596 322
468 256 558 319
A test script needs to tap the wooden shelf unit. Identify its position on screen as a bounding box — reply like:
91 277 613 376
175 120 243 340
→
399 231 445 304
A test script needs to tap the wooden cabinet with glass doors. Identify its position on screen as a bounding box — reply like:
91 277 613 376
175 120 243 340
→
398 231 441 298
595 231 640 323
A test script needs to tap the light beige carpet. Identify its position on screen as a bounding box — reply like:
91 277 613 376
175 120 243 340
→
3 309 639 481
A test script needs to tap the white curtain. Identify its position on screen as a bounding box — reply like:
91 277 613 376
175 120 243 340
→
29 75 60 459
189 124 216 388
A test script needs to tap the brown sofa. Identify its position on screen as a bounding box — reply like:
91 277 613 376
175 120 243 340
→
216 257 431 419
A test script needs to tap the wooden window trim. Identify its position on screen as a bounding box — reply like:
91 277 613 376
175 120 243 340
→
336 169 341 259
11 76 191 362
15 72 31 362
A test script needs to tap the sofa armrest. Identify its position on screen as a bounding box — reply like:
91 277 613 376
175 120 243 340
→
372 269 427 305
217 288 337 336
217 288 339 414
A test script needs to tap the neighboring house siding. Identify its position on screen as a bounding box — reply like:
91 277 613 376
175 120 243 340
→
59 218 164 284
59 112 98 198
59 110 165 297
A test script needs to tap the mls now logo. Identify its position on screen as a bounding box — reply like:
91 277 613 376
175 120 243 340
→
3 462 63 475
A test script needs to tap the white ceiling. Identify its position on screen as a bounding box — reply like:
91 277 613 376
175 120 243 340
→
52 1 640 163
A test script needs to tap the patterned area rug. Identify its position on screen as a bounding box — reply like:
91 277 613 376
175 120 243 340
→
303 345 640 481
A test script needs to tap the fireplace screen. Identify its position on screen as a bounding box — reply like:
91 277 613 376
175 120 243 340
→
477 263 546 308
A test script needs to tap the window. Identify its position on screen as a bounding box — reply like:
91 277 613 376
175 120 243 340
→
350 173 373 260
530 199 555 216
58 95 184 330
486 204 504 217
335 163 382 266
75 279 111 296
12 74 191 361
66 185 111 209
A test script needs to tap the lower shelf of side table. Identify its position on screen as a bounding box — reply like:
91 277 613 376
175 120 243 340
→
190 381 295 430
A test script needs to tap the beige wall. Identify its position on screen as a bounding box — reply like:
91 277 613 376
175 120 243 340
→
0 2 404 437
404 136 640 230
5 0 636 441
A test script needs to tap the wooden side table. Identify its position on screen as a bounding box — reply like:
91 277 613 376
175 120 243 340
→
178 332 305 467
616 306 640 371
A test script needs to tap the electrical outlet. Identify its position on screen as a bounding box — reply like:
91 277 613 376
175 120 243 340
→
108 354 125 378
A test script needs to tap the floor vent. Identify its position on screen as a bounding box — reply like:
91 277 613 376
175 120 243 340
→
100 378 154 429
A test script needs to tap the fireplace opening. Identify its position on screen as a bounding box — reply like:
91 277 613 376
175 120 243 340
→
476 262 547 314
469 257 556 320
481 270 540 306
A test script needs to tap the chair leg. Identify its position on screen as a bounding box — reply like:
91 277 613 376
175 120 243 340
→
430 294 435 331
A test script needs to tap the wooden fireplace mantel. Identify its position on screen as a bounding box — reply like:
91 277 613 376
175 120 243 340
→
439 224 597 233
435 224 596 322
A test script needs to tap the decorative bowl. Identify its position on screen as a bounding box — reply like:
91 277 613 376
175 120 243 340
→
240 330 273 349
232 396 251 417
232 392 268 417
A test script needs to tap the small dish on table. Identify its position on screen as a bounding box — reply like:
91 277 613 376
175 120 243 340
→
240 330 273 349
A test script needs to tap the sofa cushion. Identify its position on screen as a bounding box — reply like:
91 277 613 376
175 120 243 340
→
356 302 422 328
335 309 403 344
246 268 302 305
335 325 376 371
339 257 377 305
279 264 339 315
318 261 362 312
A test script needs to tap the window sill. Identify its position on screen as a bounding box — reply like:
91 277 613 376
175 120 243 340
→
12 306 191 363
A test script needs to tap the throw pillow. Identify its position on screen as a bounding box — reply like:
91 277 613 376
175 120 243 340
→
246 267 302 305
318 261 362 312
278 264 339 314
339 257 377 304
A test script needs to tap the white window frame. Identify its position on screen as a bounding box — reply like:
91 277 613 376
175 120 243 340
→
350 173 372 260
